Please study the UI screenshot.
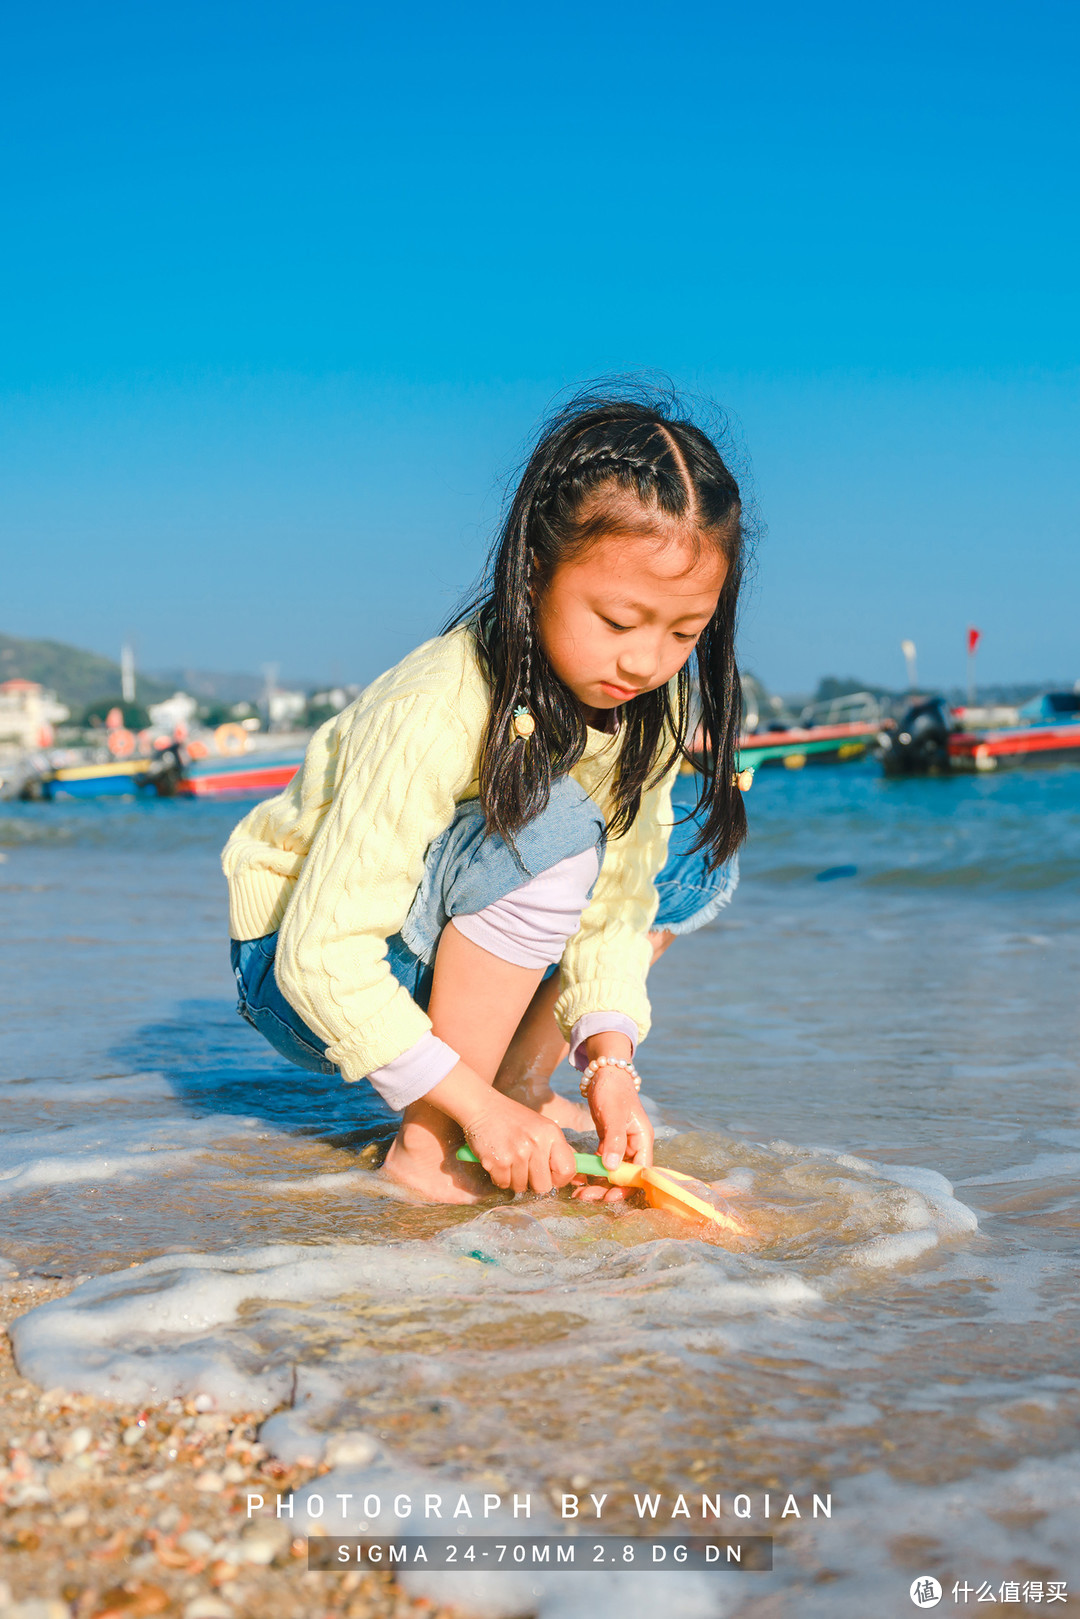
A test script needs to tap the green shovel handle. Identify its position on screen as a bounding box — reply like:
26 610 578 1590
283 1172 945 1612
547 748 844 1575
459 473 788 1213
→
455 1143 608 1178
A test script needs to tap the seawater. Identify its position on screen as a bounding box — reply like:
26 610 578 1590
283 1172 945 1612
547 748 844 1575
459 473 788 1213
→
2 762 1079 1616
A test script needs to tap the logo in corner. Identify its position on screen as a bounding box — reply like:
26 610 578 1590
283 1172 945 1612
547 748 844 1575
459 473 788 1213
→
910 1576 942 1608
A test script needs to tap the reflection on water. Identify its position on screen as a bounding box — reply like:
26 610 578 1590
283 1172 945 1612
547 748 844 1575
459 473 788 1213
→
2 766 1079 1612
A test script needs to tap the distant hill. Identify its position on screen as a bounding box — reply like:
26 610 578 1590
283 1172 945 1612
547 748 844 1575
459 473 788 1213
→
145 666 266 704
0 632 318 710
0 633 174 710
814 673 1063 707
813 675 899 703
141 666 323 704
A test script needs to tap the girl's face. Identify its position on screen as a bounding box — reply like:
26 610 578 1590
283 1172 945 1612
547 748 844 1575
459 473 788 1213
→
535 525 729 718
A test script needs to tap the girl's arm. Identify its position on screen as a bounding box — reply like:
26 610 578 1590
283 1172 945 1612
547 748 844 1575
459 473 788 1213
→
273 692 479 1079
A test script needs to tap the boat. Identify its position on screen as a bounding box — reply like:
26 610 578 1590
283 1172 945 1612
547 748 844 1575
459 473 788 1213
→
879 690 1080 775
690 717 885 774
735 719 884 771
28 758 156 799
1016 690 1080 725
16 713 307 802
175 748 305 798
19 741 303 802
22 750 183 800
949 720 1080 772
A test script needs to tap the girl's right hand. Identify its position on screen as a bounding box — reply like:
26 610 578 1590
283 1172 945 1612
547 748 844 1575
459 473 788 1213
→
427 1063 577 1195
461 1090 578 1195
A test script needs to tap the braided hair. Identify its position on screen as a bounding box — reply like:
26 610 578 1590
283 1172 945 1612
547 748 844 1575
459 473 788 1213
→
451 382 748 868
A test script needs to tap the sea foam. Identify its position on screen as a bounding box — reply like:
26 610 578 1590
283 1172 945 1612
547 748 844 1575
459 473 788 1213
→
9 1132 978 1414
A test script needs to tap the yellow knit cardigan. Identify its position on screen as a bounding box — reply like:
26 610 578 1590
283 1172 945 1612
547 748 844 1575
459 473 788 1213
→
221 624 677 1082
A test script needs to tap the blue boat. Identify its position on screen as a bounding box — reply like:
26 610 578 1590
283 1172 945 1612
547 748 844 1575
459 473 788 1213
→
32 759 157 799
1017 690 1080 725
21 750 185 800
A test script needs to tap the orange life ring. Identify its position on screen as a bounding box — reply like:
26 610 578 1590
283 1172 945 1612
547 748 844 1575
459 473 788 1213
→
108 727 136 758
215 722 249 756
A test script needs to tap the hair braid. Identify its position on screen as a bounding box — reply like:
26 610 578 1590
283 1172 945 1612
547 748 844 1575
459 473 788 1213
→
534 423 672 522
512 547 535 737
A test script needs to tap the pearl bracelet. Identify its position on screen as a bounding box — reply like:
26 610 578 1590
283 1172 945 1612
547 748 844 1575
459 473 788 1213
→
579 1055 641 1098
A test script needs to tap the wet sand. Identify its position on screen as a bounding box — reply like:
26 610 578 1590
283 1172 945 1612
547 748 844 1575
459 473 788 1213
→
0 1276 446 1619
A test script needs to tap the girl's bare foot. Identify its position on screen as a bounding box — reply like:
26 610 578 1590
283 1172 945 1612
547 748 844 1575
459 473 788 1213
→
380 1142 488 1203
532 1088 594 1132
379 1109 494 1205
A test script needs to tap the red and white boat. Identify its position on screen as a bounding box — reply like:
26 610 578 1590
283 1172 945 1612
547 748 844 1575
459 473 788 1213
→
948 721 1080 772
176 747 305 798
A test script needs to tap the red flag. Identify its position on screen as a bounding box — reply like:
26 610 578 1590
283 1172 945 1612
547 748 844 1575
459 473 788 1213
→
967 626 981 655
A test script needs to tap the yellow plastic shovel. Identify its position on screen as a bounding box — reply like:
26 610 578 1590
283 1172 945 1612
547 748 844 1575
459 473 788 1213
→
456 1146 747 1236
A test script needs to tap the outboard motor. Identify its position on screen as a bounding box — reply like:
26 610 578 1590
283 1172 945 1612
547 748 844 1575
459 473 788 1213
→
879 696 952 776
144 743 186 797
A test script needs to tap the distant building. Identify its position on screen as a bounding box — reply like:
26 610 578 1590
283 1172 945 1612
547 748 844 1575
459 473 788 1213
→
147 692 199 734
0 679 70 751
267 688 307 729
310 685 361 713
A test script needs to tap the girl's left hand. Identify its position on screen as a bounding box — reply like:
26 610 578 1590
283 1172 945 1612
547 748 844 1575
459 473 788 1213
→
573 1068 653 1204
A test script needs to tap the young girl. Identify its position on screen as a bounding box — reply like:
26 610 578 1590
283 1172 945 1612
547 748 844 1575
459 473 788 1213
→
223 387 747 1205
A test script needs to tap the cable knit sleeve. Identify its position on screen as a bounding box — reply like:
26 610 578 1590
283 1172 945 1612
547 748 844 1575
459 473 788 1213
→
272 693 477 1080
553 762 679 1046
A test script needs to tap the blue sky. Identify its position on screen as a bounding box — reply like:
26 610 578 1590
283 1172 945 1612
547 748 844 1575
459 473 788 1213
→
2 0 1077 693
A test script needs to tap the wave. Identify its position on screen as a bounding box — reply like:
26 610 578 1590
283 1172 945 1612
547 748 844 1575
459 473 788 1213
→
748 856 1080 892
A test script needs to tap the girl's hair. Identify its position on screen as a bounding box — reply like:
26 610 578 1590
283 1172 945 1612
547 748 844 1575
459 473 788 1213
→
451 382 749 869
